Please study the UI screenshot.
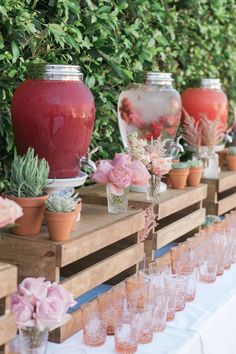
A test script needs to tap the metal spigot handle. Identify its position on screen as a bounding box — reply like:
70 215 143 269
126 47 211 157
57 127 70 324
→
80 146 100 172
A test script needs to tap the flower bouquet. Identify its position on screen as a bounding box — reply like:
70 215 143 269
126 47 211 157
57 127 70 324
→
127 132 172 203
92 152 149 213
11 277 76 354
0 196 23 231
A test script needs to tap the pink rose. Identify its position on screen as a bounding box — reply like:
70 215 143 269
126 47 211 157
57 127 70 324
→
151 157 172 176
112 153 132 167
11 293 34 328
19 277 51 305
0 197 23 228
130 160 150 186
35 297 66 329
48 283 76 312
108 165 133 195
92 160 113 184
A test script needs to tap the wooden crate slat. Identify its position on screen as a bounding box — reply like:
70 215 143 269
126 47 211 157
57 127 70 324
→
157 184 207 220
155 208 206 249
218 171 236 192
59 210 145 267
61 243 144 297
0 313 16 346
217 193 236 215
0 264 17 299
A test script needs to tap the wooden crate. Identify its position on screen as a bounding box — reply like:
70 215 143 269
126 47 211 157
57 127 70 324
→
202 170 236 216
79 184 207 265
0 204 145 343
0 263 17 354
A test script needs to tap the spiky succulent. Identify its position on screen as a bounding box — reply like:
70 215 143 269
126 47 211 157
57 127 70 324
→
188 160 203 168
172 161 189 170
228 146 236 155
45 193 80 213
9 147 50 198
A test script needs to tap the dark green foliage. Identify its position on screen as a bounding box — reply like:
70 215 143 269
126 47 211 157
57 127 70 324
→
1 0 236 189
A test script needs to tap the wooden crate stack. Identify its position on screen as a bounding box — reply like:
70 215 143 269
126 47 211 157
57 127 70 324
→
0 263 17 354
202 170 236 216
0 204 145 343
79 184 207 265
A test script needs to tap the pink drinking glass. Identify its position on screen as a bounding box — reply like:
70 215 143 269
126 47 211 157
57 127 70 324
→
164 275 178 321
97 291 114 335
175 275 188 312
199 260 217 283
137 303 154 344
153 294 169 332
175 264 198 302
81 301 106 347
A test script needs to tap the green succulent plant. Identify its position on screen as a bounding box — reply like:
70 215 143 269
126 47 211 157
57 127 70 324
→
8 148 50 198
228 147 236 155
45 193 80 213
188 160 204 168
172 162 189 170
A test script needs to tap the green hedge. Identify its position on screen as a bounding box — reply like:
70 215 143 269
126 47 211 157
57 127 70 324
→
1 0 236 189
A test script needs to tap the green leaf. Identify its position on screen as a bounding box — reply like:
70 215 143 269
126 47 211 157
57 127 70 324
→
11 41 20 63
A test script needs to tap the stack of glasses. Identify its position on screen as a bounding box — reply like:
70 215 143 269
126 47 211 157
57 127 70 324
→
80 210 236 353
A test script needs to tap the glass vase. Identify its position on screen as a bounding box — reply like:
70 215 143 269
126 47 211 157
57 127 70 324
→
106 186 129 214
19 327 48 354
147 175 161 203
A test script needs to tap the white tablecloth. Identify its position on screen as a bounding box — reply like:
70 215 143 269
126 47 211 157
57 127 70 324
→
47 264 236 354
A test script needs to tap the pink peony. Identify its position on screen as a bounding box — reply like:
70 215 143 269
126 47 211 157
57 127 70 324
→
108 165 133 195
35 297 66 329
0 197 23 228
48 283 76 312
19 277 51 305
112 153 132 167
130 160 150 186
11 293 35 328
92 160 113 184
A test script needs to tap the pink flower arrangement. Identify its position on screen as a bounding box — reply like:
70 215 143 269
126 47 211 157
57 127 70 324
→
92 152 150 195
0 196 23 229
11 277 76 330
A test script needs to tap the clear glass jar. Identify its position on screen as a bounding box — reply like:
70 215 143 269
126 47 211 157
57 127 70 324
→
118 72 182 147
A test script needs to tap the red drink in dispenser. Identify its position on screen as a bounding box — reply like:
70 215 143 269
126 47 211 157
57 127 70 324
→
182 79 228 146
11 64 95 178
118 72 181 147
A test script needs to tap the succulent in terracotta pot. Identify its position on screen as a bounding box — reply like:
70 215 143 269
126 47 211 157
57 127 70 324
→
169 162 189 189
5 148 50 235
187 160 204 187
44 192 80 241
226 147 236 172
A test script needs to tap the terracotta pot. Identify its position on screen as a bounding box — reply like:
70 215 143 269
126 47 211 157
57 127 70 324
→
71 202 82 231
187 167 203 187
44 209 77 241
226 154 236 171
217 148 228 169
4 194 48 236
169 168 189 189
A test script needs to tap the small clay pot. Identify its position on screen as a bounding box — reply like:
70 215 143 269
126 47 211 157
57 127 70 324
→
71 202 82 231
44 209 77 241
169 168 189 189
226 154 236 171
187 167 203 187
4 194 48 236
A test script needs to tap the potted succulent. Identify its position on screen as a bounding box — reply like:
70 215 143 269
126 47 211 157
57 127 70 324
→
5 148 49 235
226 147 236 171
187 160 204 187
44 193 79 241
169 162 189 189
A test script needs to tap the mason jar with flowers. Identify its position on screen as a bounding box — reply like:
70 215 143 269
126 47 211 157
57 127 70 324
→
127 132 172 203
92 152 149 213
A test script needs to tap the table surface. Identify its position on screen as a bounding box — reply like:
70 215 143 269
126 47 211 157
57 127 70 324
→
47 263 236 354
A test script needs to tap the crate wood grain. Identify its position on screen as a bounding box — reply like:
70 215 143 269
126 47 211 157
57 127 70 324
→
79 184 207 264
0 204 145 343
0 263 17 354
202 170 236 216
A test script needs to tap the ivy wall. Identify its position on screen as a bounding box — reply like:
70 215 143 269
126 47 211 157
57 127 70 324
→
1 0 236 188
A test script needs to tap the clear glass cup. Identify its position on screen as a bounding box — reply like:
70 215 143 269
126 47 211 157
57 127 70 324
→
125 274 151 309
97 291 115 335
164 275 178 321
153 294 169 332
199 260 217 283
175 265 198 302
114 306 139 354
175 275 188 312
137 303 154 344
81 301 106 347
